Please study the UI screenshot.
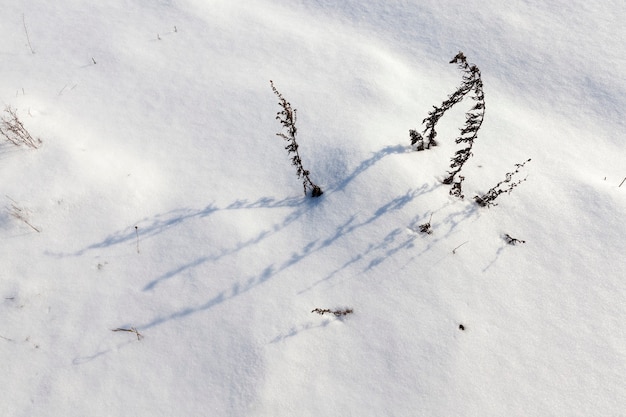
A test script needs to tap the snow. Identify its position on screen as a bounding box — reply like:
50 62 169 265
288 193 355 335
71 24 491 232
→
1 1 625 416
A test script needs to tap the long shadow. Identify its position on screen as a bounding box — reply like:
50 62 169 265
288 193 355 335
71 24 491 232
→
141 198 313 291
269 319 332 344
328 144 408 193
50 144 407 260
297 184 438 294
47 195 305 258
80 145 437 332
137 185 434 330
138 264 275 330
142 226 273 291
303 189 481 292
139 145 420 295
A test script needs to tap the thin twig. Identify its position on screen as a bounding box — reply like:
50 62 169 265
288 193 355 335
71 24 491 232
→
23 14 35 54
135 226 140 253
112 327 143 340
619 177 626 188
452 241 469 254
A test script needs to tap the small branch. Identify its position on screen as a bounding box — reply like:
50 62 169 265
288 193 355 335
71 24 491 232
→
452 241 469 254
619 177 626 188
135 226 140 253
112 327 143 340
23 14 35 54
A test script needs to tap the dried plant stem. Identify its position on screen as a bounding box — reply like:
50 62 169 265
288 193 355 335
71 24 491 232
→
271 80 322 197
619 177 626 188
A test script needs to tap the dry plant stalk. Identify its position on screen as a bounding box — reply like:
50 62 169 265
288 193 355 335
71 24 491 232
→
270 80 323 197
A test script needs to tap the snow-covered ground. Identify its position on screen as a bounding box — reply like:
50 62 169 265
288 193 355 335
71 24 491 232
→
1 1 625 416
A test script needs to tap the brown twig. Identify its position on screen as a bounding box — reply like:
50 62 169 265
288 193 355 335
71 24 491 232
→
112 327 143 340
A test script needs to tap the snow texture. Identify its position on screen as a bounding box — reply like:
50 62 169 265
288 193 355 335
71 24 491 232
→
1 1 625 416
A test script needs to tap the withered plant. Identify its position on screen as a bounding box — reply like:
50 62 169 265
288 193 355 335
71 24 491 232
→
271 81 323 197
0 106 41 149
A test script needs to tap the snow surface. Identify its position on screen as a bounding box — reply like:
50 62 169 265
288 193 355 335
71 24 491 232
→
1 1 625 416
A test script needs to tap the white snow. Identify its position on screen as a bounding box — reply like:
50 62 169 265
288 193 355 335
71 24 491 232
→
1 1 625 416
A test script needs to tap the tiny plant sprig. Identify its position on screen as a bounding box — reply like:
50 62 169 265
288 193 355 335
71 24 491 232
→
270 80 322 197
474 158 531 207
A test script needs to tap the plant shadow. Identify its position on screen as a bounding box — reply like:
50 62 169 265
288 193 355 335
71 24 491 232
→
327 144 409 193
47 195 306 258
